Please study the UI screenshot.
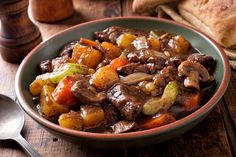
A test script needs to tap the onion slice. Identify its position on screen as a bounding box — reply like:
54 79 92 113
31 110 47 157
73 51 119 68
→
120 72 153 85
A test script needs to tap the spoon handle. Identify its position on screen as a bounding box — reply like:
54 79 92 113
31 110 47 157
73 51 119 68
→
13 134 42 157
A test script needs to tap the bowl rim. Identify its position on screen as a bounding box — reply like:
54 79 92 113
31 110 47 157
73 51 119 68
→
15 16 230 141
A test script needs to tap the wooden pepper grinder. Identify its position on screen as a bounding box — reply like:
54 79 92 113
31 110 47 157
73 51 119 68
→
30 0 74 22
0 0 42 63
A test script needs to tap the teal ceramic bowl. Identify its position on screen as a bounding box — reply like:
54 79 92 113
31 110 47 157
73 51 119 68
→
15 17 230 149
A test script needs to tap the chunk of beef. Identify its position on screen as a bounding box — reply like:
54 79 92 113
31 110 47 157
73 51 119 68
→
39 60 53 74
127 49 166 73
58 41 80 57
159 33 173 52
146 63 162 74
159 33 190 55
118 62 163 75
153 66 180 94
107 84 147 121
165 56 182 68
167 35 190 54
94 26 148 43
51 55 70 70
127 49 166 63
118 63 148 75
71 75 106 104
102 103 120 126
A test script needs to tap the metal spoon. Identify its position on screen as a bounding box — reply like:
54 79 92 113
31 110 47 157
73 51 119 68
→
0 94 41 157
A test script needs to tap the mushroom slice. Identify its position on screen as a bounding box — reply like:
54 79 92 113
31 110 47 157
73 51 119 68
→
71 78 106 104
178 60 210 90
187 53 216 73
187 53 215 67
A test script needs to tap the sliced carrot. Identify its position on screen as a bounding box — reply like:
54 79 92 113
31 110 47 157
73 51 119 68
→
139 113 176 130
110 52 129 70
177 92 201 111
52 75 79 106
80 38 99 47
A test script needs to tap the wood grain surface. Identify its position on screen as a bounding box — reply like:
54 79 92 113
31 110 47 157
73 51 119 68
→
0 0 235 156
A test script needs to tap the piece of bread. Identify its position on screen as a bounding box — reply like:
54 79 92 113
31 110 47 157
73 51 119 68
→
157 4 191 26
132 0 177 14
178 0 236 48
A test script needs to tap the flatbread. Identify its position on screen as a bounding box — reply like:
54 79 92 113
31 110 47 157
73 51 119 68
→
132 0 177 14
178 0 236 49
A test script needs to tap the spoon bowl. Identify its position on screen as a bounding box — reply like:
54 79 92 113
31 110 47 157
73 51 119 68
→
0 94 24 139
0 94 41 157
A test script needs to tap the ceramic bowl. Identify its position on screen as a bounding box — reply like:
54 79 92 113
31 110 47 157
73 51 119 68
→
15 17 230 149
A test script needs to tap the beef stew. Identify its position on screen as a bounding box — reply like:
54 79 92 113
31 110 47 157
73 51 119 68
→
29 26 216 133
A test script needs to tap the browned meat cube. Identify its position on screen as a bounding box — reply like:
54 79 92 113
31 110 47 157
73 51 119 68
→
94 26 148 43
107 83 147 121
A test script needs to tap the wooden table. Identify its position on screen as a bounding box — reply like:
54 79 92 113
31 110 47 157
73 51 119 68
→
0 0 236 156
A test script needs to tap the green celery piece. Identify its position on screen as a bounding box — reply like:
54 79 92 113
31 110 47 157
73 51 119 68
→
36 63 88 84
142 81 180 115
149 31 159 39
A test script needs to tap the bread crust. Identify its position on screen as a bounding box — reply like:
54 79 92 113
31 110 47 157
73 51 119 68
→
132 0 176 14
178 0 236 48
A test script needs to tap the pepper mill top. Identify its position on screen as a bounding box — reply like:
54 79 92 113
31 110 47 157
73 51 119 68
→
0 0 42 63
30 0 74 22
